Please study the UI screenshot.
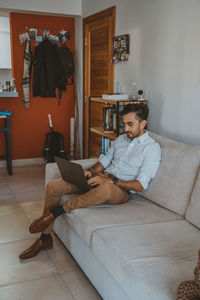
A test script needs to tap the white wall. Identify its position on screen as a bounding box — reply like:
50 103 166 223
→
0 16 12 85
0 16 11 69
0 0 82 16
0 69 12 82
79 0 200 146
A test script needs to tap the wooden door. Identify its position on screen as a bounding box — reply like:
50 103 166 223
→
83 7 116 158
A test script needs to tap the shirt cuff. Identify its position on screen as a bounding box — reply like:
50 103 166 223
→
99 154 111 168
136 174 150 191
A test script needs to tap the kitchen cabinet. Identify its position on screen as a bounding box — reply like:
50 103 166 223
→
0 17 11 69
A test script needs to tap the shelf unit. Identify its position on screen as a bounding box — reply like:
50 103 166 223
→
90 127 117 140
89 97 148 157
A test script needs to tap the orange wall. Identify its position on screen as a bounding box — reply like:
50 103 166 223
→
0 12 75 160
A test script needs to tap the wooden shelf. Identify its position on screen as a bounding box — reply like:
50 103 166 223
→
90 127 117 140
90 97 148 106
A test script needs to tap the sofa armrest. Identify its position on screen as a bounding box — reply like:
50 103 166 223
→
45 158 99 186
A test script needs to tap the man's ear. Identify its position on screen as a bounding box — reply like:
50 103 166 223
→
141 120 147 130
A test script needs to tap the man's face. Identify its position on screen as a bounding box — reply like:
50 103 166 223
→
122 112 147 140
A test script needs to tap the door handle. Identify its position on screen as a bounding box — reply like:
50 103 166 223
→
85 96 87 104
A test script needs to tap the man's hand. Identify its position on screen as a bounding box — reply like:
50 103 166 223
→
84 169 93 179
87 174 112 186
84 162 105 179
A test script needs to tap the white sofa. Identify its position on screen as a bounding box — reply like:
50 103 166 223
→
45 132 200 300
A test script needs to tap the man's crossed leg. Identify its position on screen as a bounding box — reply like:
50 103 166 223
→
19 178 130 259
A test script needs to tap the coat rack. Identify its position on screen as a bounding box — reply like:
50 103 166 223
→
19 26 70 45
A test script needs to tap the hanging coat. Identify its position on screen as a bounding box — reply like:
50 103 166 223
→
22 39 32 107
33 39 66 98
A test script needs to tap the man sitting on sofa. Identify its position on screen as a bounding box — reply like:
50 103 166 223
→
19 103 161 259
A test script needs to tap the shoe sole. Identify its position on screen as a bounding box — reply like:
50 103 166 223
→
19 244 53 260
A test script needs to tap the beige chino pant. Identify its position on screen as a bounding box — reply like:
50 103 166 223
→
43 177 130 234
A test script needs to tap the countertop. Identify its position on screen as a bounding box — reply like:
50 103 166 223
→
0 92 18 97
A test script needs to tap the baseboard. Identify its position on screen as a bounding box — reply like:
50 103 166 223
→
0 157 45 168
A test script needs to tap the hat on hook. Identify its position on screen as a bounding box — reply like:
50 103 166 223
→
19 32 30 44
58 30 70 43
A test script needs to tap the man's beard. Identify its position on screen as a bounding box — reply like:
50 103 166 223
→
126 129 142 140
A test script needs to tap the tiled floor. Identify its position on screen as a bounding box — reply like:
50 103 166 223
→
0 165 102 300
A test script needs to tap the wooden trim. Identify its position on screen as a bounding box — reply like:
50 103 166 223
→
108 15 115 93
83 6 116 158
83 26 90 157
83 6 116 25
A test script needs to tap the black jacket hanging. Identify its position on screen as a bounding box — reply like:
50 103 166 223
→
33 39 66 98
57 45 74 89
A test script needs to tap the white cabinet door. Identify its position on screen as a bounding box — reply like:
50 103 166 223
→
0 17 11 69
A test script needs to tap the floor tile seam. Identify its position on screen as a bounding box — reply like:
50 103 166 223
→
8 188 45 195
0 210 30 220
5 191 25 215
12 193 33 225
14 195 31 219
59 273 76 300
13 188 45 199
17 203 43 220
0 210 24 217
0 192 19 202
10 186 16 198
61 268 82 277
0 236 39 247
0 273 61 289
12 191 25 205
45 247 79 274
69 264 80 273
46 248 66 275
50 234 81 274
56 263 79 275
0 192 13 196
44 250 76 299
60 270 102 300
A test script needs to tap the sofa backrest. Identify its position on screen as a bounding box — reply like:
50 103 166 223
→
185 167 200 228
140 132 200 216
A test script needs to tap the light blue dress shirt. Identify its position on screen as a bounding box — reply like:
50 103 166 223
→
99 131 161 193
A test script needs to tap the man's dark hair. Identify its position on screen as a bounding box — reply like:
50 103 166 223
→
120 104 149 121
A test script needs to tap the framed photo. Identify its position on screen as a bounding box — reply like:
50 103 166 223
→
113 34 129 54
42 30 50 39
113 34 129 63
29 28 37 40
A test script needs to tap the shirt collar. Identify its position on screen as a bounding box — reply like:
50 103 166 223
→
130 131 149 144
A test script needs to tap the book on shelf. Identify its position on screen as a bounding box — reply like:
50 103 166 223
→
102 136 115 154
103 105 127 133
103 107 117 132
102 93 129 101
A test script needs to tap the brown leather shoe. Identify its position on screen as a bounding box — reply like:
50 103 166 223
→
29 211 55 233
19 237 53 259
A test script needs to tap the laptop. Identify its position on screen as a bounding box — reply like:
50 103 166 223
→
54 156 92 192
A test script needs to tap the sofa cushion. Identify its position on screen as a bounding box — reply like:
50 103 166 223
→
185 167 200 228
92 220 200 300
140 132 200 216
59 194 182 246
